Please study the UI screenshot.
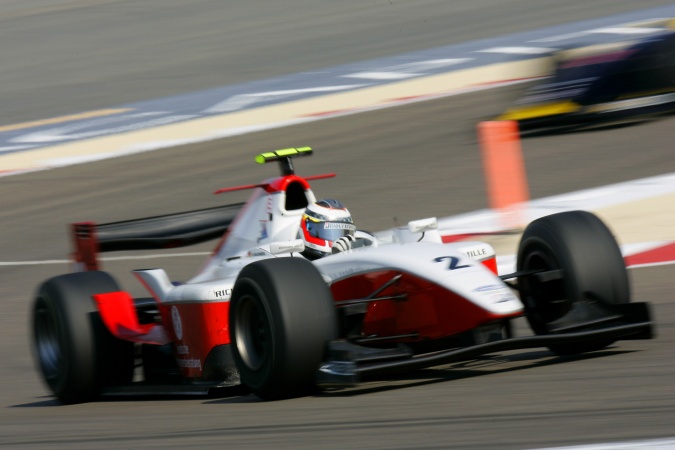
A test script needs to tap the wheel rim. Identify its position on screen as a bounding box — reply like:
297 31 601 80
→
520 243 570 324
234 294 270 371
34 298 62 380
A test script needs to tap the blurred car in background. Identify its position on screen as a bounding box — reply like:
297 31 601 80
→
497 31 675 133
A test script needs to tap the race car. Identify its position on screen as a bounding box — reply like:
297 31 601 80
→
496 30 675 134
31 147 653 403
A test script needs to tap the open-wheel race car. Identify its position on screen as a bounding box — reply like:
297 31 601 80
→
497 30 675 134
31 147 654 403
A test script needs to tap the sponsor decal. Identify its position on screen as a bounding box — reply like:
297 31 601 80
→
319 361 357 376
522 86 590 104
212 288 232 299
474 284 516 304
324 223 356 231
465 248 488 258
273 244 299 252
325 263 380 282
171 306 183 340
257 220 268 243
176 345 189 355
324 263 382 282
327 267 361 281
474 284 506 293
265 195 273 214
177 358 202 370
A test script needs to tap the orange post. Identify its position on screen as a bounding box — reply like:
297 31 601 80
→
478 120 530 228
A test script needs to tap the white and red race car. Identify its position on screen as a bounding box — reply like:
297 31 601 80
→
31 147 653 403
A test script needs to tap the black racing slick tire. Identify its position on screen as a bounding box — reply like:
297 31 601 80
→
229 258 337 400
516 210 630 355
32 271 135 404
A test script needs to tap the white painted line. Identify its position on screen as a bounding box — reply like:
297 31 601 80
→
101 252 210 260
342 72 417 80
10 168 669 267
12 113 197 144
477 47 555 55
530 17 668 43
4 170 675 269
0 259 71 266
0 251 210 266
621 241 672 256
343 58 471 80
5 243 673 271
534 436 675 450
530 31 591 43
589 27 664 35
0 145 36 154
0 108 132 133
204 85 368 113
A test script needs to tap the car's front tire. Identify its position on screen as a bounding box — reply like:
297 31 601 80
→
517 210 630 355
229 258 337 400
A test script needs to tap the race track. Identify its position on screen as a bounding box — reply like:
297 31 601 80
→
1 1 675 449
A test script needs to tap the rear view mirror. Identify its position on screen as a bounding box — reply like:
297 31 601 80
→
408 217 438 234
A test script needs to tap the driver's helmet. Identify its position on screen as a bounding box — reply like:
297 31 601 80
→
300 199 355 259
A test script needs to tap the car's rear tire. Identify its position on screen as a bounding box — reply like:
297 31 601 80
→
517 210 630 355
32 271 135 404
229 258 337 400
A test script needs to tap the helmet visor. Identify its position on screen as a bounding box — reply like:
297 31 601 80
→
307 221 356 242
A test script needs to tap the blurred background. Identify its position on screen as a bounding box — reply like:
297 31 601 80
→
1 1 674 449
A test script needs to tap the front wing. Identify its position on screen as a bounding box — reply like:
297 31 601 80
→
317 302 652 387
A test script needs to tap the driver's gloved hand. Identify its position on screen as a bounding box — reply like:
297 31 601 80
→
332 235 356 254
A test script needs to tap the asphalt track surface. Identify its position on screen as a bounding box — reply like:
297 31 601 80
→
1 1 675 449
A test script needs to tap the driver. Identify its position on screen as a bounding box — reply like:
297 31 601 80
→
299 199 357 260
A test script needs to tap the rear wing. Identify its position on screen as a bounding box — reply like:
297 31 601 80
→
71 203 243 271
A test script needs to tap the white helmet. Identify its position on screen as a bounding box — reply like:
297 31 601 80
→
300 199 355 259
